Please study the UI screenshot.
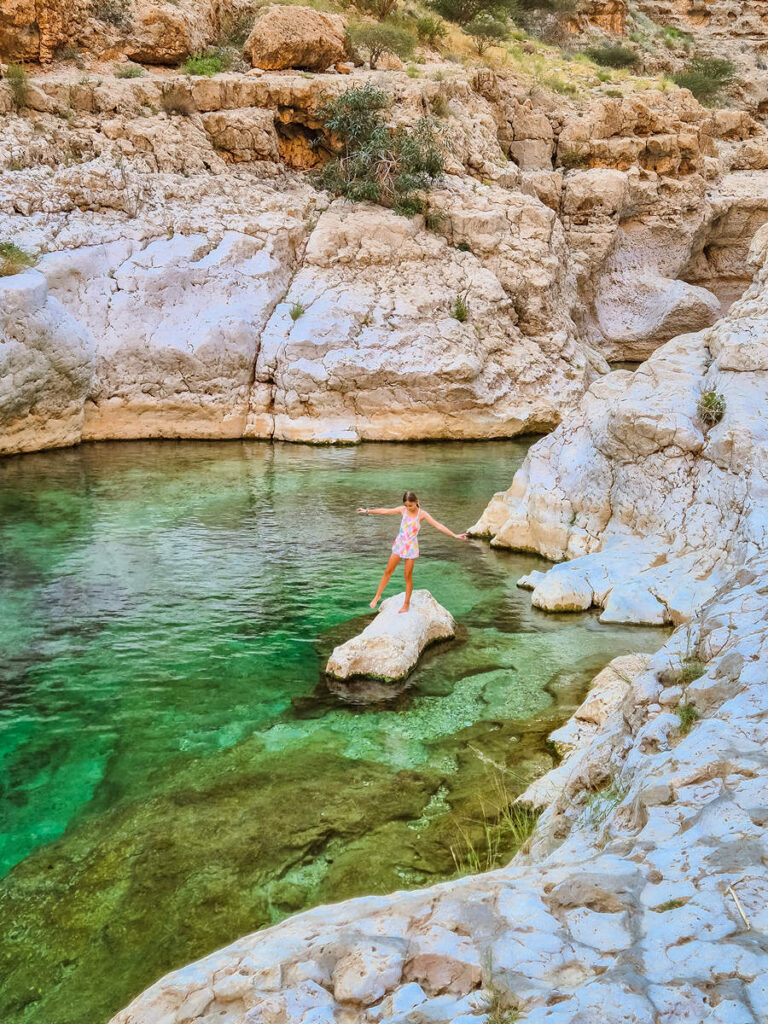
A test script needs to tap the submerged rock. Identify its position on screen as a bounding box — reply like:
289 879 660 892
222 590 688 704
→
326 591 455 682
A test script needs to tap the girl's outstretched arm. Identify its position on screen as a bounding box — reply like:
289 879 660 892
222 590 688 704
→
357 506 404 515
421 510 467 540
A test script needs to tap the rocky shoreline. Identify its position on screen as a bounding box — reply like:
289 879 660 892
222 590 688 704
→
111 557 768 1024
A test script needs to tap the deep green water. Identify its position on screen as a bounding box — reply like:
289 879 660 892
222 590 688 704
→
0 440 665 1024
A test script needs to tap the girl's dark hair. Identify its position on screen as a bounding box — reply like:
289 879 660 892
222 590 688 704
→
403 491 419 506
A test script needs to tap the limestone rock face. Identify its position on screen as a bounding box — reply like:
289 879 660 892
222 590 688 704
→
111 560 768 1024
3 67 768 452
244 5 347 72
471 222 768 625
326 590 455 681
0 270 92 454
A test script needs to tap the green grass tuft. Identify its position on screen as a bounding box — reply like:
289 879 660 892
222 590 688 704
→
0 241 37 277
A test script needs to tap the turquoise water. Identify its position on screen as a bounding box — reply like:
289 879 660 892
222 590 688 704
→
0 440 665 1024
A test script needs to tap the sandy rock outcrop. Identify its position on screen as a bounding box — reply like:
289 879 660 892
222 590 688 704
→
244 5 346 72
0 0 222 65
326 591 456 682
111 560 768 1024
471 221 768 625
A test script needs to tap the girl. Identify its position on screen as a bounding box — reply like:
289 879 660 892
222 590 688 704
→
357 491 467 614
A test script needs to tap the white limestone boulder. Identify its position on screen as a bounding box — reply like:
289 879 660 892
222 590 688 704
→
325 591 455 682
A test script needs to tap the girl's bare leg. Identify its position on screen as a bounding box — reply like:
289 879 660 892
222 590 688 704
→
400 558 414 613
371 554 401 608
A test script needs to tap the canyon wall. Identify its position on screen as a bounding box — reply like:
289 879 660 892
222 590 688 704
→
4 66 768 455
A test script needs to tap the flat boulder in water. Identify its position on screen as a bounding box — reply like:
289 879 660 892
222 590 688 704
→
326 590 455 682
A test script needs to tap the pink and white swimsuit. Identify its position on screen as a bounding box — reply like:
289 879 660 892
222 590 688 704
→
392 509 421 559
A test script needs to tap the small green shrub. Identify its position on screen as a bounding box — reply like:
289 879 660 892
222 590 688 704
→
680 657 706 684
0 241 37 277
5 63 29 109
356 0 400 20
289 301 306 321
451 292 469 321
585 43 638 69
424 209 445 231
697 389 726 426
675 702 699 736
456 240 471 251
416 14 448 46
115 62 144 78
407 63 422 78
182 53 224 76
596 69 612 82
314 83 444 215
93 0 132 30
466 12 510 54
673 56 737 103
346 22 415 68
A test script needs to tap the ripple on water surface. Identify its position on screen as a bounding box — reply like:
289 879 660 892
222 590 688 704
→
0 440 667 1024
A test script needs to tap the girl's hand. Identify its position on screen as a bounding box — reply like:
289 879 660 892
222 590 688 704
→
357 507 367 515
456 532 468 540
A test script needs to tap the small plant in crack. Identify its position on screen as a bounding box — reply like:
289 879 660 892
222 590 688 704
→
473 953 521 1023
451 290 469 322
289 301 307 321
697 389 726 426
652 897 688 913
675 701 699 736
583 775 629 827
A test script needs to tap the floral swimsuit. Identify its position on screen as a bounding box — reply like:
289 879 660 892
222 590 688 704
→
392 509 421 559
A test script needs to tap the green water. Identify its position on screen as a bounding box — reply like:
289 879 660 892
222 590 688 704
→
0 440 665 1024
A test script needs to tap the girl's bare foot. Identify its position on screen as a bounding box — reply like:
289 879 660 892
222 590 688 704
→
370 597 379 609
399 603 410 614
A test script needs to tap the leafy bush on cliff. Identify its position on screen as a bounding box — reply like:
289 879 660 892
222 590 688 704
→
346 22 415 68
586 43 638 69
315 83 444 216
466 12 510 54
673 56 737 103
416 14 449 46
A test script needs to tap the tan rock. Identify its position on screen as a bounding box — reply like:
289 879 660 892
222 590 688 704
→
244 5 346 72
202 108 280 162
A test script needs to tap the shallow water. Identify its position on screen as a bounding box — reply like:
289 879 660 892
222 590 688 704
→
0 440 666 1024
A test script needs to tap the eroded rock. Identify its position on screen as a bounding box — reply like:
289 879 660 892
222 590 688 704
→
326 590 455 682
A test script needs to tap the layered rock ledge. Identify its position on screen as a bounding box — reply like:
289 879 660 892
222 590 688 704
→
326 590 456 683
471 221 768 627
4 66 768 455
